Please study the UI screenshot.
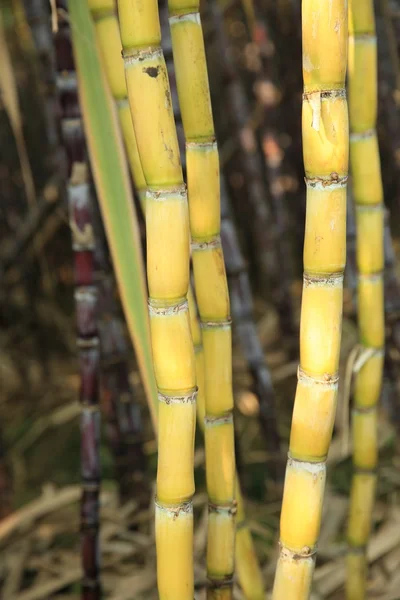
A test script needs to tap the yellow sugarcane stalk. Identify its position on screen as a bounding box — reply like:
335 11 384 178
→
188 288 265 600
115 2 197 598
168 2 236 597
272 1 349 597
346 2 385 598
87 0 146 209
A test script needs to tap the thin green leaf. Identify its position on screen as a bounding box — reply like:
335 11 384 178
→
68 0 158 427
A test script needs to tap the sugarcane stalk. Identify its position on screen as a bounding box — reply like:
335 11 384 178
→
156 6 267 595
70 163 102 600
85 0 182 506
347 199 400 429
87 1 202 506
141 3 262 595
55 17 101 599
167 2 236 596
272 1 349 596
86 0 196 503
116 2 197 598
346 196 398 315
187 266 265 600
346 2 385 597
86 0 147 209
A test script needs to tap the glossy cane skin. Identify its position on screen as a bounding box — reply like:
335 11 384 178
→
272 1 349 597
117 2 197 598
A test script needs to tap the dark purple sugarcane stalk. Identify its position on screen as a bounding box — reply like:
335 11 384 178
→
54 2 147 511
160 2 280 458
70 177 101 600
54 10 101 599
22 3 102 592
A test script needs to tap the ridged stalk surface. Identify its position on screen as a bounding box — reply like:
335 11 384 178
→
167 1 236 596
346 1 385 597
116 2 197 598
272 1 349 597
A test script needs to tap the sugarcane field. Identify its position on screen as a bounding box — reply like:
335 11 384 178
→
1 0 400 598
